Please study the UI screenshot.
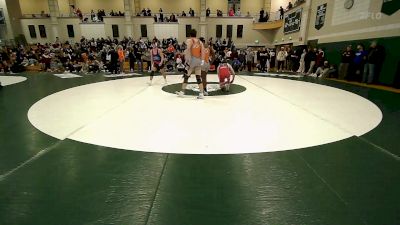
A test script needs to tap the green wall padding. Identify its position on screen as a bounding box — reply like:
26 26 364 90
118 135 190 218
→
318 36 400 86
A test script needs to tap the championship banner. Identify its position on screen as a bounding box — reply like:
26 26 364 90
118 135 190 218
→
315 3 327 30
284 8 302 34
381 0 400 15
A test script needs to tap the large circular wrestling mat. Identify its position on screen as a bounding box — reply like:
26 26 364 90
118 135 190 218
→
28 75 382 154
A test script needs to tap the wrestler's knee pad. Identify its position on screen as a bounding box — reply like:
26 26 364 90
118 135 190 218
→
196 75 202 84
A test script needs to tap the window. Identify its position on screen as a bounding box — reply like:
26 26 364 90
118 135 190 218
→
112 25 119 38
237 25 243 38
67 25 74 38
0 9 5 25
227 25 233 38
216 25 222 38
185 25 192 37
38 25 46 38
228 0 241 14
141 24 147 38
28 25 37 38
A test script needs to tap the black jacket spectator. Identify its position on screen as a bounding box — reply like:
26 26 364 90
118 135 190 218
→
341 49 355 63
206 8 211 17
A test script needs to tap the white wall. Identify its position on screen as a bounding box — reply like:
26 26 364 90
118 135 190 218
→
58 17 82 43
58 0 71 16
206 0 227 13
0 0 11 40
103 17 126 39
132 17 154 39
19 16 277 46
139 0 200 15
80 23 105 39
307 0 400 43
20 18 54 44
154 23 179 39
19 0 49 14
206 17 274 48
271 0 291 13
177 17 199 42
75 0 124 13
5 0 23 35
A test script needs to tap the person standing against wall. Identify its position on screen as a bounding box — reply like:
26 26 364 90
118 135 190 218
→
351 44 367 81
246 48 254 72
259 48 269 72
128 47 136 73
189 8 195 17
277 47 287 72
279 6 284 20
297 48 307 74
109 47 119 74
259 8 265 22
269 49 276 69
286 47 295 72
338 45 354 80
315 48 325 70
363 41 385 84
159 8 164 22
229 8 235 16
206 8 211 17
306 48 317 74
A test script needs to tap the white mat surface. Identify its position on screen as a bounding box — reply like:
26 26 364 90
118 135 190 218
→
104 73 141 78
28 76 382 154
53 73 82 79
0 76 27 86
254 72 303 78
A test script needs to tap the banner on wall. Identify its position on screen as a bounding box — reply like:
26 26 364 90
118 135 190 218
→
381 0 400 15
315 3 327 30
284 8 302 34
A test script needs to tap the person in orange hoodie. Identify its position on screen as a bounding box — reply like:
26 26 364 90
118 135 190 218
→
117 46 125 74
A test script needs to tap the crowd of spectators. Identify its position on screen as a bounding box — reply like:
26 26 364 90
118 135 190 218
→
70 6 123 22
0 36 239 76
207 7 247 17
153 8 178 23
137 7 195 18
251 41 385 83
0 34 385 86
31 11 50 18
252 46 335 78
28 1 307 22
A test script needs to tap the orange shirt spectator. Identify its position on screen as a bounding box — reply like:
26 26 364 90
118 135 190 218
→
118 49 125 62
167 44 175 53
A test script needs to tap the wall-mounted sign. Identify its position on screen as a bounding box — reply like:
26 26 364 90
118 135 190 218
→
315 3 327 30
381 0 400 15
284 8 302 34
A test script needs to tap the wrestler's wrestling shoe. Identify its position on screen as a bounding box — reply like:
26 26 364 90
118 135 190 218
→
175 91 184 97
197 93 204 99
